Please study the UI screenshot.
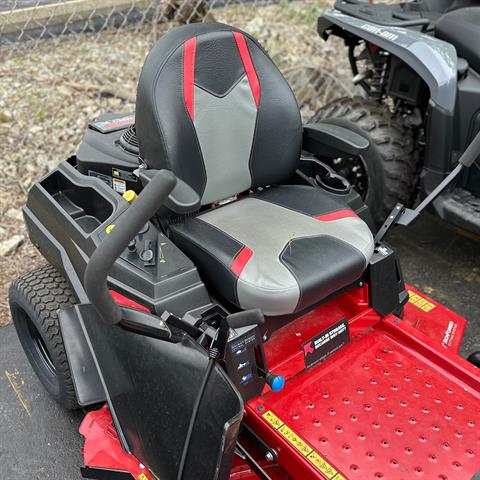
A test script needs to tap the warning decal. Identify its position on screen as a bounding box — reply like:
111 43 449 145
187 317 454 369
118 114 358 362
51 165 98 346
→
88 170 112 187
408 290 436 312
112 167 137 182
262 410 344 479
303 318 349 369
112 177 126 194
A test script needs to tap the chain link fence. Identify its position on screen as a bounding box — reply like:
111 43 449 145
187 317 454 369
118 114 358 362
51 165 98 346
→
0 0 359 323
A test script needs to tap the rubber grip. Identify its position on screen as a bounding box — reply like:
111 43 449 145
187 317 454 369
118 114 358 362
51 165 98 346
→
84 169 177 325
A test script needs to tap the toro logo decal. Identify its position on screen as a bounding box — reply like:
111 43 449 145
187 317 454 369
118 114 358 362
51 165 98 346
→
303 342 314 355
442 320 458 348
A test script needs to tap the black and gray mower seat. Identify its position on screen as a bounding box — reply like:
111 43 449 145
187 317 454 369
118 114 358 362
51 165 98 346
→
135 22 374 316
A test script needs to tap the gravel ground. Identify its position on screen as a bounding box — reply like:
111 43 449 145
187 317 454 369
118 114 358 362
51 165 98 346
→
0 0 358 325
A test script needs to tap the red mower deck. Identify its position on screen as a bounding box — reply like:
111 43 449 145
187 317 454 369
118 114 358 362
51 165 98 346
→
246 290 479 480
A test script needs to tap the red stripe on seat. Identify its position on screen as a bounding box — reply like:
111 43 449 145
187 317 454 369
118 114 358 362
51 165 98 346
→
183 36 197 120
232 31 260 107
314 209 358 221
231 246 253 276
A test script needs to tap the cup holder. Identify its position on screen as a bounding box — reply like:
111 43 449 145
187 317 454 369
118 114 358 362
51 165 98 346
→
316 171 351 195
299 157 352 195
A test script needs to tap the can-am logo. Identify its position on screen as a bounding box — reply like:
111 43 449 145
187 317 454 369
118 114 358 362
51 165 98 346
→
360 23 399 42
442 320 457 348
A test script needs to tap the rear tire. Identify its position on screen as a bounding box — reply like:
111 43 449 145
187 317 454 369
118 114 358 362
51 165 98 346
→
9 264 79 410
311 96 417 224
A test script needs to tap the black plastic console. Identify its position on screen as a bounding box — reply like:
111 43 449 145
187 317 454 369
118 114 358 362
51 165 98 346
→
24 160 211 317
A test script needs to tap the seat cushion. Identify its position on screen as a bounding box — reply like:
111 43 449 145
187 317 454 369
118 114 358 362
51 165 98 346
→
170 185 374 316
435 7 480 72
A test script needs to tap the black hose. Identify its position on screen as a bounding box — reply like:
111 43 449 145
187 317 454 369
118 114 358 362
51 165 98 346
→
84 169 177 324
177 358 215 480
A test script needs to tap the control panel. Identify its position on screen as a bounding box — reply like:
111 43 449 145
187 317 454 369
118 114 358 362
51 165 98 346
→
122 222 159 268
99 217 211 317
224 324 266 401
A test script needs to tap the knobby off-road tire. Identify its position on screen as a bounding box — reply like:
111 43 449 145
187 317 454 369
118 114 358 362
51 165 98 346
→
9 264 79 409
311 96 417 224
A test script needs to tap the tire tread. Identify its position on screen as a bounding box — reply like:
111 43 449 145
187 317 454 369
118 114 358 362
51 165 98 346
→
9 264 78 409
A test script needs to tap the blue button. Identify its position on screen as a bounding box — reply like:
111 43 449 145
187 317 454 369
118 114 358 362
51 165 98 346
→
271 375 285 392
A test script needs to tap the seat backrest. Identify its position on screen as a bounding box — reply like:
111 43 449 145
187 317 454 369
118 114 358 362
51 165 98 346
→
136 22 302 205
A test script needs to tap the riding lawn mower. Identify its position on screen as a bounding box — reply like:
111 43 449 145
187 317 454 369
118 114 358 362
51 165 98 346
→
8 20 480 480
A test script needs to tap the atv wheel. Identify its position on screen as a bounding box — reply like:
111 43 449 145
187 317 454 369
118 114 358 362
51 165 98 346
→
311 97 417 224
9 264 79 409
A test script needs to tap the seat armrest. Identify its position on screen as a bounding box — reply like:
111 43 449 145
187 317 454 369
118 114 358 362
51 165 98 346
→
303 122 370 158
140 169 201 214
165 178 201 214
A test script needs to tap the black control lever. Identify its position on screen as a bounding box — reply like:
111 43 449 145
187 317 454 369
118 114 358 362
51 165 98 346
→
119 307 174 341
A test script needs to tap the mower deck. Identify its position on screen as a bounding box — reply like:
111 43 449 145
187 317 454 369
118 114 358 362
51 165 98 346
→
246 290 479 480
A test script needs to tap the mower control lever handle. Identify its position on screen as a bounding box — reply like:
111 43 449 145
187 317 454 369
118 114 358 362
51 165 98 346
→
84 169 177 325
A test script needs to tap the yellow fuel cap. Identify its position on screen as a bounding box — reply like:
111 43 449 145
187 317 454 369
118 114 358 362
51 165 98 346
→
123 190 137 204
105 224 116 235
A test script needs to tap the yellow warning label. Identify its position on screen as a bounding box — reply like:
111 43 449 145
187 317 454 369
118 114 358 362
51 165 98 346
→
262 410 341 479
279 424 312 457
137 474 149 480
307 451 338 479
408 290 436 312
263 410 284 429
